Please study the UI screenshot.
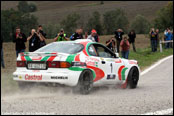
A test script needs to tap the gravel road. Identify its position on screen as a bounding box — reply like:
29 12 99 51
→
1 56 173 115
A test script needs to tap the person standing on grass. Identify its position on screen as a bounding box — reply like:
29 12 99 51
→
37 25 47 48
13 27 27 57
155 29 160 47
1 36 5 68
54 29 68 42
114 29 124 53
27 29 44 52
164 29 173 49
120 36 130 59
128 30 136 52
149 28 157 52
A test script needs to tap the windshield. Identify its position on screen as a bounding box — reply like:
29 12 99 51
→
35 42 84 54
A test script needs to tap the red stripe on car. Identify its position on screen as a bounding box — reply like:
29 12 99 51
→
118 65 125 80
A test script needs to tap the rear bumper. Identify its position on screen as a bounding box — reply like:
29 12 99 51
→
13 68 82 86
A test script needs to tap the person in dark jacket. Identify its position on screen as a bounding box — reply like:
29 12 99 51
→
27 29 44 52
37 25 47 47
114 29 124 53
149 28 157 52
70 29 84 40
1 36 5 68
13 27 27 57
128 30 136 52
106 37 116 52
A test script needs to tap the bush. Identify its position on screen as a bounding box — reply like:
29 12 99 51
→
154 2 173 31
17 1 37 13
103 8 129 34
129 14 150 34
86 11 103 35
42 23 61 39
1 9 38 42
60 13 80 37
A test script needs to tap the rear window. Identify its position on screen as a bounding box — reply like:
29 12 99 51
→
35 42 84 54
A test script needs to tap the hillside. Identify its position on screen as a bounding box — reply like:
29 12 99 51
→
1 1 168 25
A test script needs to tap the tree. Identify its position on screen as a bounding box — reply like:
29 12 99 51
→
1 9 38 42
154 2 173 31
103 8 129 34
130 14 150 34
43 23 61 39
60 13 80 37
17 1 37 13
86 11 103 35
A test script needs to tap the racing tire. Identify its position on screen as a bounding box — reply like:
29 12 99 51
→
127 67 139 89
73 70 93 95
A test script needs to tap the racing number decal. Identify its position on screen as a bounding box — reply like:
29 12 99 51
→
110 63 113 73
107 63 116 80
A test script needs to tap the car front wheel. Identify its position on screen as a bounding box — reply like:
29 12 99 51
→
127 67 139 89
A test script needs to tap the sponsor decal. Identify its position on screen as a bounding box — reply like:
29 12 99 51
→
85 56 99 67
115 59 122 63
32 70 40 72
25 74 42 80
129 60 137 64
106 59 115 62
32 56 42 60
19 76 22 80
13 75 18 78
107 74 116 79
51 76 68 80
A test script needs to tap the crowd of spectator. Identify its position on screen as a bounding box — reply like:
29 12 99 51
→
1 25 173 68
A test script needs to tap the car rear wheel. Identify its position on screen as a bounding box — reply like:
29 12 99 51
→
127 67 139 89
73 70 93 95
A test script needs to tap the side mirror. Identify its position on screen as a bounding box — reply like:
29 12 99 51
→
115 53 119 57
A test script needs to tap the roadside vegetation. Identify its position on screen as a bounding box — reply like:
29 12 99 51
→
129 47 173 70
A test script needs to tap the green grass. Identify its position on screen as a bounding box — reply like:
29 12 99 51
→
128 47 173 70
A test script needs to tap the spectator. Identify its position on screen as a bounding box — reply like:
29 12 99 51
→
85 32 88 39
94 33 100 42
164 29 173 49
37 25 47 47
70 29 84 40
156 29 160 46
13 27 27 57
128 30 136 52
120 36 130 59
114 29 124 53
54 29 68 42
106 37 116 52
149 28 157 52
1 35 5 68
27 29 44 52
87 29 98 42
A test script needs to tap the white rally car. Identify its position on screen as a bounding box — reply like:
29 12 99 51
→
13 39 140 94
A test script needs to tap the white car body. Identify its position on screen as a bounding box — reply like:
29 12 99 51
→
13 39 140 88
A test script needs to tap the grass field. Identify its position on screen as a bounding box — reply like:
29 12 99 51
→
1 1 168 25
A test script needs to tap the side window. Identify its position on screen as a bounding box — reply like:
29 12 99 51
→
88 45 98 56
88 44 116 58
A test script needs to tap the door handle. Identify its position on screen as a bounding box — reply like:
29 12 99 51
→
101 61 105 64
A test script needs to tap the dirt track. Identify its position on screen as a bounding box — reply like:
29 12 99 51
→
1 56 173 115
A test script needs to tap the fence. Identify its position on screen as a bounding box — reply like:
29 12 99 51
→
159 40 173 52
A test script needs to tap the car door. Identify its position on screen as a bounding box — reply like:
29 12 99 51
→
88 43 125 84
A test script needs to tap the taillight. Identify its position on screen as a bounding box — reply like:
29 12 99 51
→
71 62 87 67
17 61 26 67
48 61 70 68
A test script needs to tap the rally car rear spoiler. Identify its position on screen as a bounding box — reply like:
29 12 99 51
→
20 52 58 57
